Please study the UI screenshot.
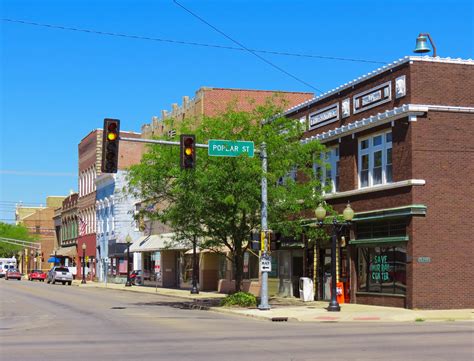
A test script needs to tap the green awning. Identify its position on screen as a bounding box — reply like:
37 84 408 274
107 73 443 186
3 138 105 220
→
349 236 409 245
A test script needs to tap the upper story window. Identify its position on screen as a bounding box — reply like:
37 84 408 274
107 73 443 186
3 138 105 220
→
359 131 392 188
314 147 339 193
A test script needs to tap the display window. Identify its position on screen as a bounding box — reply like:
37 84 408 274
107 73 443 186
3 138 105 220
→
357 245 406 295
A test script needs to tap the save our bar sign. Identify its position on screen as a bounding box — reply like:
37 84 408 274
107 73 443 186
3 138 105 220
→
208 139 255 158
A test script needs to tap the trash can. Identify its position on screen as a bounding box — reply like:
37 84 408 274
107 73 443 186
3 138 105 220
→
299 277 314 302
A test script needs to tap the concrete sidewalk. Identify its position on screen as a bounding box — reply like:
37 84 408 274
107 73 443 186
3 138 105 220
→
73 281 474 323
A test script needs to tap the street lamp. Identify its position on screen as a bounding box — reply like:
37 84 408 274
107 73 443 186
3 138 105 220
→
125 235 132 287
81 243 87 284
315 202 354 312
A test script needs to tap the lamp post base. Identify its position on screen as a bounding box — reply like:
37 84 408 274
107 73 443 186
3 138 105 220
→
190 286 199 294
327 301 341 312
81 279 86 284
125 281 132 287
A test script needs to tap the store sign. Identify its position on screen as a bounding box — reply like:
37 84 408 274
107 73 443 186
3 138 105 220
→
353 81 392 114
309 103 339 129
370 255 390 281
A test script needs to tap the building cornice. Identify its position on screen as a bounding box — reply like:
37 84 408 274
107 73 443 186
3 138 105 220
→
323 179 426 200
302 104 474 144
286 56 474 116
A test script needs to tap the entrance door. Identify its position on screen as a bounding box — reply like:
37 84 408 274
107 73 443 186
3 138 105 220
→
318 248 332 300
292 252 303 298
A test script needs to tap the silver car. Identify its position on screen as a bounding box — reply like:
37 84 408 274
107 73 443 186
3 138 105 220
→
47 266 73 285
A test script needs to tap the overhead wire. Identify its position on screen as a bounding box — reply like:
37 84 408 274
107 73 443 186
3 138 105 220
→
172 1 323 93
1 18 386 65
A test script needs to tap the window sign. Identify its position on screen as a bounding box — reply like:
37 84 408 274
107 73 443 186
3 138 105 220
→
358 245 406 295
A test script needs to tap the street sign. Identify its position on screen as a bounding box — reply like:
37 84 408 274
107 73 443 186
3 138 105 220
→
260 256 272 272
208 139 254 157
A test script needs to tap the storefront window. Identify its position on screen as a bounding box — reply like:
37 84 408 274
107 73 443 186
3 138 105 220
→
358 245 406 295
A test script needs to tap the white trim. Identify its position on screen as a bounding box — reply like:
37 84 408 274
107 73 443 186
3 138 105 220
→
301 103 474 145
323 179 426 200
285 56 474 115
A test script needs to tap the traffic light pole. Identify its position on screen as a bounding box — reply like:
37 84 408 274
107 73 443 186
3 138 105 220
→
258 143 270 310
120 136 270 306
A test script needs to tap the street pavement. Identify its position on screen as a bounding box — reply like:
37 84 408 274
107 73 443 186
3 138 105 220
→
1 279 473 361
77 280 474 323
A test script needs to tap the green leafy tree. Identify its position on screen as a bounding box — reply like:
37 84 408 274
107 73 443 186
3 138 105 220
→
128 100 327 292
0 222 36 257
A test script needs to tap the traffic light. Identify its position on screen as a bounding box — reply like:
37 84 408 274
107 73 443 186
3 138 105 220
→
101 118 120 173
180 134 196 169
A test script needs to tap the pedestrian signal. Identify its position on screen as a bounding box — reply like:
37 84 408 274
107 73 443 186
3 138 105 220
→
101 118 120 173
180 134 196 169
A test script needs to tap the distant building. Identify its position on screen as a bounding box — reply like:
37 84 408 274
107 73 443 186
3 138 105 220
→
77 129 144 281
141 87 314 139
15 196 66 272
95 170 141 283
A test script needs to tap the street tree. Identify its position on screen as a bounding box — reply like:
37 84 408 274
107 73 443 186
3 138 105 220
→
0 222 36 257
127 100 327 292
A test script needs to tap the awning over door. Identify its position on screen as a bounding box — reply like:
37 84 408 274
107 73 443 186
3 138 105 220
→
54 246 77 257
129 233 188 253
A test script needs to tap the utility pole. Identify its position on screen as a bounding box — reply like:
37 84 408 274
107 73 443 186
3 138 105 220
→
258 142 270 310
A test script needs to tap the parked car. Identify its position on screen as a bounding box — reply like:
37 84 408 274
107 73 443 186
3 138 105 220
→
47 266 73 285
5 269 21 280
28 269 47 282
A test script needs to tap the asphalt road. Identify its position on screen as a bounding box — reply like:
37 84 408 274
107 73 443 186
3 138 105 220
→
1 280 472 361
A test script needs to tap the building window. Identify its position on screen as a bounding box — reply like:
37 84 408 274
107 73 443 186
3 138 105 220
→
313 147 339 193
357 245 406 295
358 131 392 188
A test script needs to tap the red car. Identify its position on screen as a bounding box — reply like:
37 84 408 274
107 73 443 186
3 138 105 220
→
5 269 21 280
28 269 47 282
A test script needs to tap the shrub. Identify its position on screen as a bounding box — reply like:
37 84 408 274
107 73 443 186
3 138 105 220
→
220 292 257 307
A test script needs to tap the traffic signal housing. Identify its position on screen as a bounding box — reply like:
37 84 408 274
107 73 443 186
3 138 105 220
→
101 118 120 173
180 134 196 169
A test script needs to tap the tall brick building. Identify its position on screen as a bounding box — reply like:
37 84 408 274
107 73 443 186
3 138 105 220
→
77 129 143 280
283 56 473 309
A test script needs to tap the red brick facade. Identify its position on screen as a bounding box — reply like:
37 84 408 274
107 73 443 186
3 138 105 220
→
287 57 474 309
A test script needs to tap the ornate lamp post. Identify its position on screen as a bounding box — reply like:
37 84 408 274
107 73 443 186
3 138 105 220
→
81 243 87 284
125 235 132 287
315 202 354 312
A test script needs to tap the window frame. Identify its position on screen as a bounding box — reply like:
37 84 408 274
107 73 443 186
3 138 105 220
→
358 130 393 189
313 146 340 194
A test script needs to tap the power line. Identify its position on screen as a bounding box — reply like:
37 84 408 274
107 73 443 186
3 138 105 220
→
172 1 322 93
1 18 386 65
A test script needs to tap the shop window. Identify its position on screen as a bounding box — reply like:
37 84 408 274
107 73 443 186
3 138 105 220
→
357 245 406 295
357 219 407 239
358 131 392 188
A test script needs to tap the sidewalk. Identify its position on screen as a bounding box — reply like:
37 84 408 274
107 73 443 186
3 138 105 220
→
73 281 474 323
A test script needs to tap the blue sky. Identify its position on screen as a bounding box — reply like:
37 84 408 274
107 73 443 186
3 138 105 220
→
0 0 473 222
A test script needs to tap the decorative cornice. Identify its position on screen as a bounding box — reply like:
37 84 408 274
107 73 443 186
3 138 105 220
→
302 104 426 144
285 56 474 116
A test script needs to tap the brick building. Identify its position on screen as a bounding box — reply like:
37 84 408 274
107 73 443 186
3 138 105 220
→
282 56 473 309
141 87 314 138
15 196 66 272
78 129 143 280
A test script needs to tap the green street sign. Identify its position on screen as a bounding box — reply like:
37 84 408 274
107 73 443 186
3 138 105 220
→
208 139 255 158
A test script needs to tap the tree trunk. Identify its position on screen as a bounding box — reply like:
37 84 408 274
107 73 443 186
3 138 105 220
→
233 246 243 293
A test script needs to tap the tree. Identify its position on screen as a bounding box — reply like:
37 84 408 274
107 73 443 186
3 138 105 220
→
0 222 36 257
127 100 327 292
